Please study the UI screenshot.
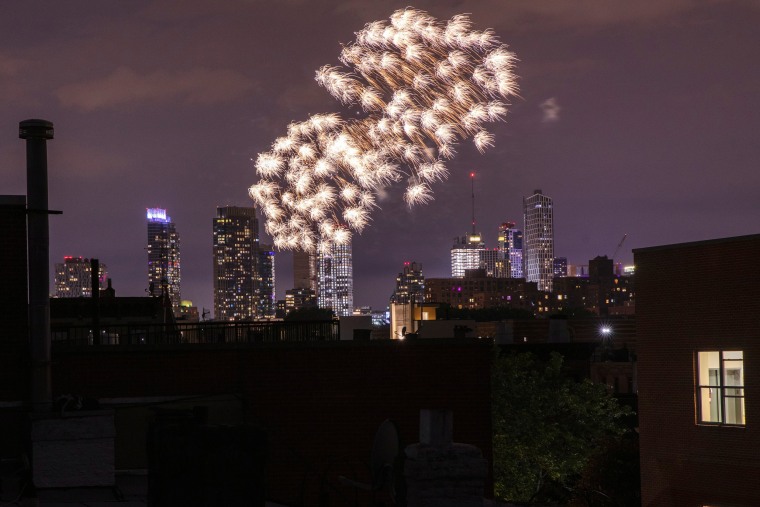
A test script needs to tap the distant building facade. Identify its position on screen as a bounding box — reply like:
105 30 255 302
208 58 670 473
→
54 256 107 298
390 261 425 304
553 257 567 278
523 189 554 292
498 222 523 278
425 272 540 312
146 208 181 310
213 206 275 320
451 233 485 278
317 241 353 317
255 246 276 318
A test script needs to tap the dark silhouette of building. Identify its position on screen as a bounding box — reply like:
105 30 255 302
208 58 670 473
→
635 234 760 505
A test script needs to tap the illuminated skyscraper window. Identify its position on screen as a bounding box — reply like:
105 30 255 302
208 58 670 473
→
523 190 554 292
317 241 353 317
146 208 181 310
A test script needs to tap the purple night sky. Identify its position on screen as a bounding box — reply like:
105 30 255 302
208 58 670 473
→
1 1 759 315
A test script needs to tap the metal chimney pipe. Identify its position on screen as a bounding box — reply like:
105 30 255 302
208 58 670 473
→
91 258 100 345
19 119 54 412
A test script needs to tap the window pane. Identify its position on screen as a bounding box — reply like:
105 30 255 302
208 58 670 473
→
723 350 743 361
724 395 745 425
698 351 720 386
699 387 722 423
724 366 744 387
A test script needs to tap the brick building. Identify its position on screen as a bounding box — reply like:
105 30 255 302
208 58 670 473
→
635 234 760 505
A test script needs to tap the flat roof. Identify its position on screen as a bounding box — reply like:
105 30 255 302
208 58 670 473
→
633 233 760 254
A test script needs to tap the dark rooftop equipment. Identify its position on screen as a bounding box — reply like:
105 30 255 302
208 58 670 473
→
20 119 55 411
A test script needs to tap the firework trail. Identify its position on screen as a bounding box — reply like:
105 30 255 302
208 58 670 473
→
249 8 518 252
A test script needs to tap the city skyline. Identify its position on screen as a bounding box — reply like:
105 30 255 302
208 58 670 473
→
1 1 759 312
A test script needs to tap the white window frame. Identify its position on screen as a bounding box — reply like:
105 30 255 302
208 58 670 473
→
696 350 745 426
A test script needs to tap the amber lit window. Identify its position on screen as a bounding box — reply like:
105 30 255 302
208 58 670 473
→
697 351 745 426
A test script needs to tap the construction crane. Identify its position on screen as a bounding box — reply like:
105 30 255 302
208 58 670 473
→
611 234 628 260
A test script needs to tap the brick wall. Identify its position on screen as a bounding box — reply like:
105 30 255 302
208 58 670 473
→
635 235 760 506
51 339 494 505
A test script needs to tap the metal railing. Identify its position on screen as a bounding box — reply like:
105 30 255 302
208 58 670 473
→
51 320 340 346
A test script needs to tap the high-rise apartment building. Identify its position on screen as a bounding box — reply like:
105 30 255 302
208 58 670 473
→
146 208 181 309
293 251 317 291
213 206 257 321
390 261 425 304
553 257 568 277
523 189 554 292
317 241 353 317
255 246 276 318
54 256 107 298
213 206 275 320
498 222 523 278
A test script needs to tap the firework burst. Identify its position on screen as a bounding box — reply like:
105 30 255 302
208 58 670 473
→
249 8 518 251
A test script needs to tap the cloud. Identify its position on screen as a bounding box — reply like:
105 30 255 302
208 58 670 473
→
0 53 24 76
540 97 561 122
55 66 256 111
333 0 740 31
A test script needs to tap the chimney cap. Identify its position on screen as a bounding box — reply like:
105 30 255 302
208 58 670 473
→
19 119 54 140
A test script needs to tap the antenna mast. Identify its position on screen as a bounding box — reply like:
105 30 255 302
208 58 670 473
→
470 172 476 235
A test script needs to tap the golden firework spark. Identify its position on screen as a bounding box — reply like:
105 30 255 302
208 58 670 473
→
249 8 518 251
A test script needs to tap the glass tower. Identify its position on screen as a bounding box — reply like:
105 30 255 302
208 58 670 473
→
317 241 353 317
147 208 181 310
523 190 554 292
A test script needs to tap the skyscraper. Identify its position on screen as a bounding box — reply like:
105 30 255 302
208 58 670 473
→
54 256 107 297
390 261 425 304
451 233 485 277
146 208 181 310
293 251 317 291
498 222 523 278
213 206 275 320
523 189 554 292
255 245 276 318
317 241 353 316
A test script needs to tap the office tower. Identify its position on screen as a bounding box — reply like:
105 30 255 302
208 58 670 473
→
451 233 485 277
553 257 568 277
523 189 554 292
451 172 489 277
146 208 181 309
54 256 107 297
390 261 425 304
213 206 275 320
498 222 523 278
317 241 353 316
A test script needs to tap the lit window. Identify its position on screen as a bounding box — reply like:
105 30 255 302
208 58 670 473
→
696 350 745 426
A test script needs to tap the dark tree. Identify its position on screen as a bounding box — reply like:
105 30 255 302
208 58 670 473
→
492 351 632 503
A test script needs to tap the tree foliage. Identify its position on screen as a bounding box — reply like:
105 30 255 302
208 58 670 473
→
492 351 632 503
